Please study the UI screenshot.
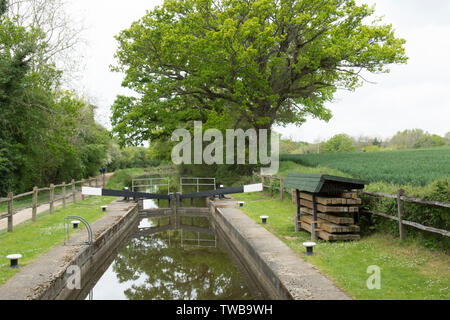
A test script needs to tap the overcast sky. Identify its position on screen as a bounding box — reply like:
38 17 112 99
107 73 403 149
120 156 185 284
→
68 0 450 143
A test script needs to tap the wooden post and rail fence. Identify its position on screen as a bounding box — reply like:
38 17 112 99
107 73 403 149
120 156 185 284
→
252 172 450 240
0 175 105 233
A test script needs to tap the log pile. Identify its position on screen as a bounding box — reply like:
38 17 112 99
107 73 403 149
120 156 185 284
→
297 191 362 241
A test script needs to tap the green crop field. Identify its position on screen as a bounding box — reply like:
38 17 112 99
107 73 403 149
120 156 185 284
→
281 147 450 186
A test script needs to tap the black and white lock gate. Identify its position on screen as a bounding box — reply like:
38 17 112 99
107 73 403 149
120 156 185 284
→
82 183 263 210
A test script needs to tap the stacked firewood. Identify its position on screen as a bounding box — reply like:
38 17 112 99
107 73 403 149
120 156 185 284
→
297 191 362 241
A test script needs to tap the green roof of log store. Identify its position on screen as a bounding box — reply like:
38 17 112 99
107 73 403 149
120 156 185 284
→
284 173 369 194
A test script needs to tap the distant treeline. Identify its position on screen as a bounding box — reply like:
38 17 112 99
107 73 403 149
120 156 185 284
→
280 129 450 154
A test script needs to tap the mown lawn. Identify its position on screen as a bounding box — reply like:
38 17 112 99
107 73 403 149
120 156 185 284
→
0 195 117 285
233 191 450 300
0 168 165 286
0 171 132 286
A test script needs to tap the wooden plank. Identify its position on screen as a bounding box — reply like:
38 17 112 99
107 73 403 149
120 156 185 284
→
362 211 450 238
13 191 34 199
318 203 358 213
300 198 314 209
363 190 450 208
333 198 346 205
300 214 360 233
400 196 450 209
300 207 313 215
300 199 359 212
316 196 360 205
315 197 334 205
401 220 450 237
300 221 361 241
301 198 360 212
345 198 362 205
362 191 397 199
302 208 355 224
339 192 358 199
317 213 354 225
299 192 313 202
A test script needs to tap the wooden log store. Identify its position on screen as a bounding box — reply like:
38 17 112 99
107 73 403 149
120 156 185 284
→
284 173 368 241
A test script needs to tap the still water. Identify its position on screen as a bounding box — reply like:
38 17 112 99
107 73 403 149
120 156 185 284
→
81 214 255 300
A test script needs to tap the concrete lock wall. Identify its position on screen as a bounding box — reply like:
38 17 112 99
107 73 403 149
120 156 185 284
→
208 199 291 299
0 200 139 300
53 204 139 300
207 199 351 300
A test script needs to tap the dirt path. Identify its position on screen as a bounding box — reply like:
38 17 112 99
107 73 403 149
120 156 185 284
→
0 173 114 231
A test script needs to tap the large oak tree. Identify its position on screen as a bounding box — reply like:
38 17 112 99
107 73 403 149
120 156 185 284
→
111 0 407 146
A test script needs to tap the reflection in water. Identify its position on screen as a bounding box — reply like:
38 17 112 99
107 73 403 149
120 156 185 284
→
84 215 254 300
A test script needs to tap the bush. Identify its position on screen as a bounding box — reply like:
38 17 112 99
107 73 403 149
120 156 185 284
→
362 179 450 251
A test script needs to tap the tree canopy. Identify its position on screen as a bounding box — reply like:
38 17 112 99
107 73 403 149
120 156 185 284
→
0 2 113 194
322 133 356 153
111 0 407 146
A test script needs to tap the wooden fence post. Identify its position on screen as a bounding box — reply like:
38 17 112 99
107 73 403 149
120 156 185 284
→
295 189 300 232
269 175 273 184
261 175 264 187
280 177 284 201
311 194 318 241
89 178 93 187
170 193 175 229
32 187 38 222
62 182 66 209
7 192 13 232
397 189 406 241
81 179 85 201
176 193 181 229
49 184 55 215
71 179 76 204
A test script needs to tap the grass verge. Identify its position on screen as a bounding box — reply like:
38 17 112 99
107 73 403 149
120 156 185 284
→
233 191 450 300
0 168 165 286
0 195 117 285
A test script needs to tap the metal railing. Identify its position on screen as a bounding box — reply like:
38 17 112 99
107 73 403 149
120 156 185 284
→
132 177 170 194
180 177 216 194
64 216 93 246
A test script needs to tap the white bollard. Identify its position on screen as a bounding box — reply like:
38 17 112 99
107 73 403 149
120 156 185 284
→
6 254 22 268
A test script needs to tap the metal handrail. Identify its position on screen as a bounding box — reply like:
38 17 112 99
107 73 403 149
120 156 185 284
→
64 216 93 246
180 177 216 194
